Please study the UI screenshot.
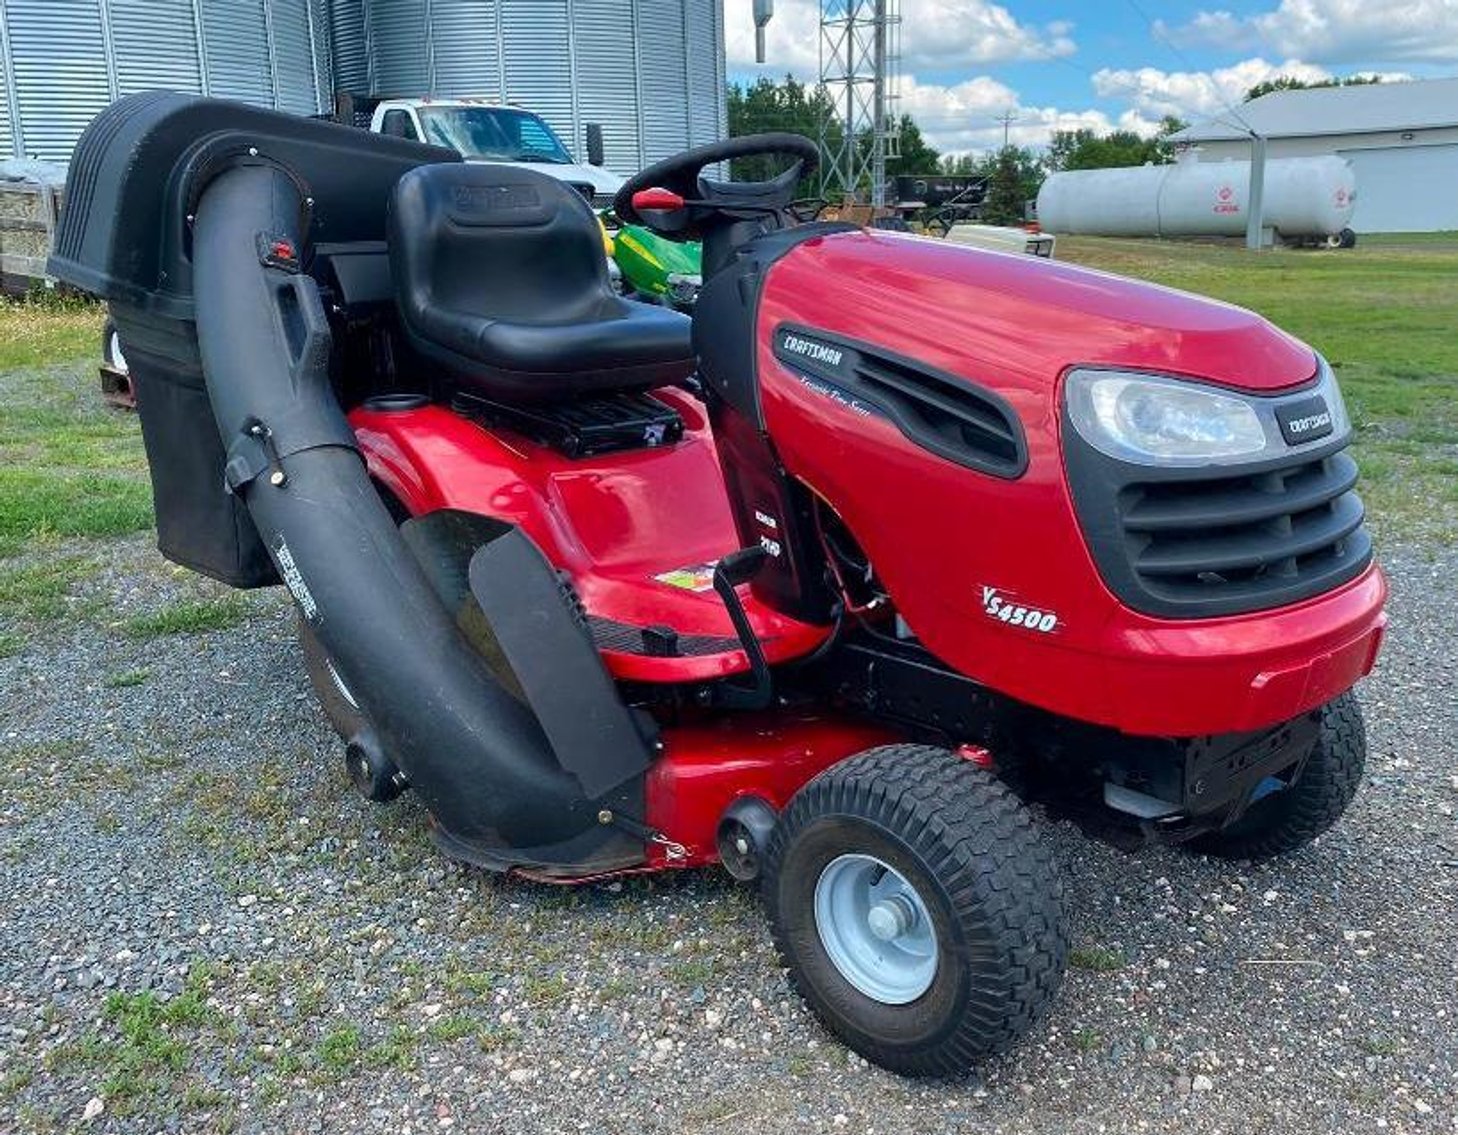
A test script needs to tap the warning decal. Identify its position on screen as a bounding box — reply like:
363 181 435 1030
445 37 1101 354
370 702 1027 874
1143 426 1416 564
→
654 563 718 592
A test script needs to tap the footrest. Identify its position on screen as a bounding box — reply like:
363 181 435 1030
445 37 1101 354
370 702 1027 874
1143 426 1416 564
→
588 614 741 658
452 390 684 458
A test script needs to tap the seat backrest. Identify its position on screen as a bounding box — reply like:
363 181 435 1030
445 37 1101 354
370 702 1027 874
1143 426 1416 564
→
388 163 609 329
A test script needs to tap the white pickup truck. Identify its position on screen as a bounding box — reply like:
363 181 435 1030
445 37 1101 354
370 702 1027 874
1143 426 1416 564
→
368 98 624 207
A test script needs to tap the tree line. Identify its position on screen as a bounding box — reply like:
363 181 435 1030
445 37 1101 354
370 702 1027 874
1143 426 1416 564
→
729 73 1382 226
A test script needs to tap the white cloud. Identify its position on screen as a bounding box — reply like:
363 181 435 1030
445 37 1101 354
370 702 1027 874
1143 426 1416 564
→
1159 0 1458 64
722 0 1088 156
898 74 1162 156
725 0 822 76
1091 57 1333 121
723 4 1414 158
723 0 1076 77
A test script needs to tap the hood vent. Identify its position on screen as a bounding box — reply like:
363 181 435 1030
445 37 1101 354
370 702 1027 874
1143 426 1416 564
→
772 323 1027 478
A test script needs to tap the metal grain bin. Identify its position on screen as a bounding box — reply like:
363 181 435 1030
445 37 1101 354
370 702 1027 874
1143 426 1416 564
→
0 0 332 161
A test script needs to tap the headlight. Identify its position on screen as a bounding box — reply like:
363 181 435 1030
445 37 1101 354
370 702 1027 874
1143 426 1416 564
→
666 272 701 306
1064 360 1348 466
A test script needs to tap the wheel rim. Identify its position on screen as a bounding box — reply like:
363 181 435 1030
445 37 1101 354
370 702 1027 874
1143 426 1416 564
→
813 853 938 1004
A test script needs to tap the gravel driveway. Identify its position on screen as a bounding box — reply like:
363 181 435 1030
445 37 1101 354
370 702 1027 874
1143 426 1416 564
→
1 534 1454 1135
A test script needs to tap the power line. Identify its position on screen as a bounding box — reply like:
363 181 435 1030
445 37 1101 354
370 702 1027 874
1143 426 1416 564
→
1121 0 1258 138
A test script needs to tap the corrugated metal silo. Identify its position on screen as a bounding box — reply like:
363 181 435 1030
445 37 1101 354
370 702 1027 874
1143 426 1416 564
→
272 0 324 113
0 0 332 161
500 1 573 144
363 0 430 96
0 80 12 159
5 0 113 160
687 0 724 150
200 0 275 106
637 0 691 166
328 0 369 98
431 1 501 101
108 1 204 95
571 0 638 171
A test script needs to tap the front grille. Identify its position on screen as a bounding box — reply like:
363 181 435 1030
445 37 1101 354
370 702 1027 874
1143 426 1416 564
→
1067 430 1373 619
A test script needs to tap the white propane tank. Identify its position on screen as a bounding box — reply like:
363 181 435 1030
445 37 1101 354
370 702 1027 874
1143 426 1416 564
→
1037 152 1356 239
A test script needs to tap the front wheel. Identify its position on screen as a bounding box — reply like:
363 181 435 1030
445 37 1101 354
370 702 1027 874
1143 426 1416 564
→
1190 693 1366 861
763 745 1067 1077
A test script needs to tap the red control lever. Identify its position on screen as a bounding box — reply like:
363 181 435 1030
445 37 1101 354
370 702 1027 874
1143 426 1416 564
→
631 187 686 212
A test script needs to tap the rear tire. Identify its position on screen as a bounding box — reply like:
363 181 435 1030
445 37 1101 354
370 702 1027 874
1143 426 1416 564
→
1190 693 1365 861
763 745 1066 1077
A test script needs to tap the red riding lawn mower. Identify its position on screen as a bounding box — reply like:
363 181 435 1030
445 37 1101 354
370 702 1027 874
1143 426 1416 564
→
51 94 1386 1077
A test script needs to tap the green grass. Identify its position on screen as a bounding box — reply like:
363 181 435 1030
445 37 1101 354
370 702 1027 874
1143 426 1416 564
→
0 315 150 555
103 667 152 688
0 556 100 620
1058 234 1458 536
364 1025 420 1070
317 1026 362 1073
522 972 571 1006
123 596 251 638
43 968 230 1117
1358 1034 1400 1057
427 1015 477 1042
1067 944 1127 972
0 294 103 370
0 1065 35 1100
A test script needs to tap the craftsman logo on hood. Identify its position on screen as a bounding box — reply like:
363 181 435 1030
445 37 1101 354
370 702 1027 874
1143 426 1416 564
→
773 326 855 383
780 333 844 368
1276 395 1334 446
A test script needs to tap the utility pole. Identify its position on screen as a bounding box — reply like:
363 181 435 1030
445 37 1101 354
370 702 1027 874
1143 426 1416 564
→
994 110 1017 149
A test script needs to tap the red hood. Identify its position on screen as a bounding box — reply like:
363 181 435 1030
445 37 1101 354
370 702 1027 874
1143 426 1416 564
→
771 230 1317 392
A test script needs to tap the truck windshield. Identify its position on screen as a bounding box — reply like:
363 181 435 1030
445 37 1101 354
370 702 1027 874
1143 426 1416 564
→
417 107 573 164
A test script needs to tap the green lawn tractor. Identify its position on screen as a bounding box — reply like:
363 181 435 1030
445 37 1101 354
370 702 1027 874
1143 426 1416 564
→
604 214 703 311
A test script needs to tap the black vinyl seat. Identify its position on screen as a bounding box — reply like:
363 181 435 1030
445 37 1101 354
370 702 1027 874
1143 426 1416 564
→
387 163 694 402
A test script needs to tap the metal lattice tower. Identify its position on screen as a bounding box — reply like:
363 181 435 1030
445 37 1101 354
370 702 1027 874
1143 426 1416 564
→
818 0 902 206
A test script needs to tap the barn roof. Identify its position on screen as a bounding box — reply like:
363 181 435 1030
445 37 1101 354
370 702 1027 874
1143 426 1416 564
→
1169 76 1458 142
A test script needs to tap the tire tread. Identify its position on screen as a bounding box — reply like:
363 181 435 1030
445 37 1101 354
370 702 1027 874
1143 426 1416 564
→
1193 694 1365 861
763 744 1067 1077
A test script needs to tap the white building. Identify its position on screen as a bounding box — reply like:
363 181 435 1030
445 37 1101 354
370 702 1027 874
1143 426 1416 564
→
1168 77 1458 233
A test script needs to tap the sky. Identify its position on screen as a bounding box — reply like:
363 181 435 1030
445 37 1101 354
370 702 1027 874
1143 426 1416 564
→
722 0 1458 155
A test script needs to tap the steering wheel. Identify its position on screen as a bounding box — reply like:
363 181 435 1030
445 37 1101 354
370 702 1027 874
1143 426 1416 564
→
613 133 820 241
